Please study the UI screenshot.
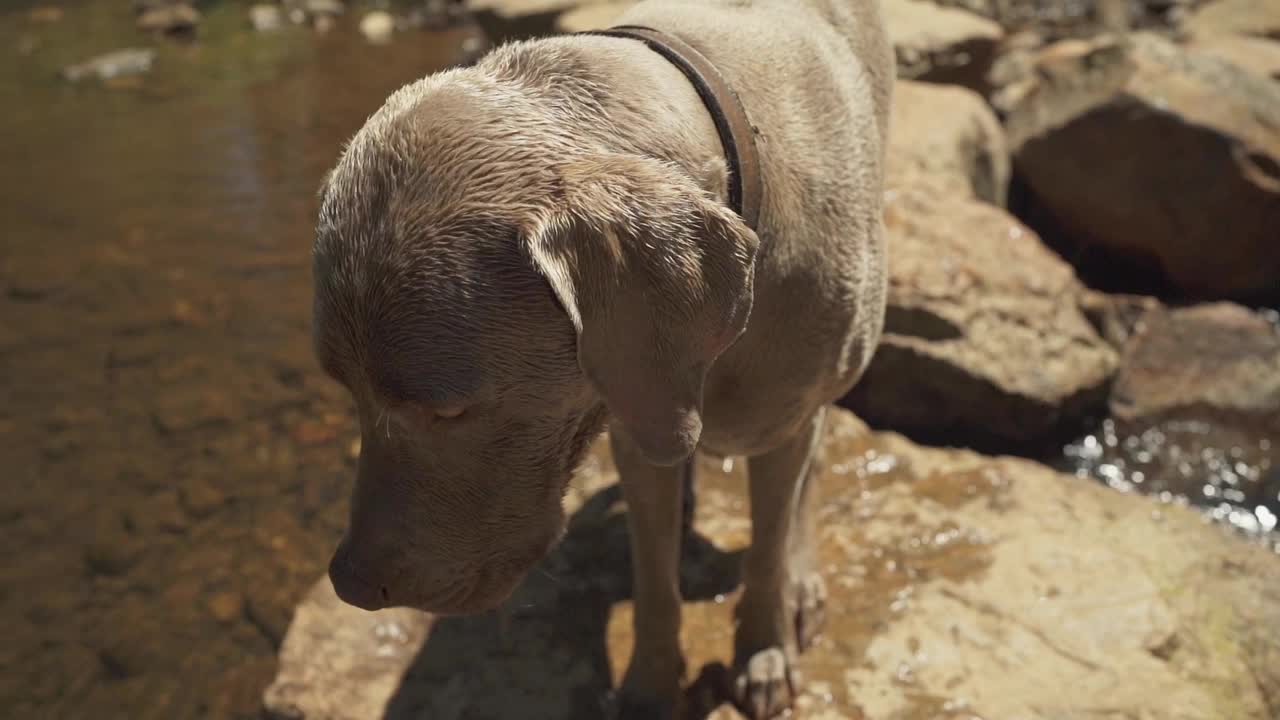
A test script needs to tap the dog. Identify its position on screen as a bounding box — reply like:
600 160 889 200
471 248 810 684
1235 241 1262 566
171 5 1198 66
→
310 1 892 717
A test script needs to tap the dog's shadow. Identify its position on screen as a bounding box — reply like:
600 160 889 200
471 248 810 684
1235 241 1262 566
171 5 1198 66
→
381 482 744 720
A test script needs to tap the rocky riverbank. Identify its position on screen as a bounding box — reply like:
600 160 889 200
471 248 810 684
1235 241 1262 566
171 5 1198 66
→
260 1 1280 719
265 411 1280 720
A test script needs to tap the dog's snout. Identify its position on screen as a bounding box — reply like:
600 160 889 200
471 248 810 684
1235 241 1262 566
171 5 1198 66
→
328 539 393 611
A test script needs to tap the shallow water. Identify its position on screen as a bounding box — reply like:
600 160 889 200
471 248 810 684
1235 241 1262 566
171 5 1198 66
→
0 3 481 717
1059 418 1279 553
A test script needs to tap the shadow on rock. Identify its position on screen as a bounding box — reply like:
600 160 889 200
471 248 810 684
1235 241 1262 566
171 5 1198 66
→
381 482 743 720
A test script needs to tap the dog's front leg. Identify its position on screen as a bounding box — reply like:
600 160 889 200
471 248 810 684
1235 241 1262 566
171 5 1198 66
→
734 407 827 719
611 429 686 720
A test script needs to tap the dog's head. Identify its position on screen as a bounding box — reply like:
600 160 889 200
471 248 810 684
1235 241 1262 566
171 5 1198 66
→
311 71 759 613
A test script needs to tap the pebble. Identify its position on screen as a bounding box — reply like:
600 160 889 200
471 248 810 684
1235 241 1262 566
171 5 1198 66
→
181 478 226 518
359 10 395 44
28 6 64 23
61 48 156 83
136 3 200 35
207 591 244 623
249 4 283 32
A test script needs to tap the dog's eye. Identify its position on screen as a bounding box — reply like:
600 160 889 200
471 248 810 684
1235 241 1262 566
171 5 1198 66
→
434 406 466 421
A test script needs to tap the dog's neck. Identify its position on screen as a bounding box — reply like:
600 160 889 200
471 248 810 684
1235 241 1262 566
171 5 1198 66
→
482 35 736 214
580 26 761 232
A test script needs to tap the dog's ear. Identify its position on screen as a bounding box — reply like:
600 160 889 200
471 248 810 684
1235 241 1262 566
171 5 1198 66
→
526 153 760 465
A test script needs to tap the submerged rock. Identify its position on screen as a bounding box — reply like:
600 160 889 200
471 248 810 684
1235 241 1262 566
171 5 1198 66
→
61 48 156 83
887 79 1010 205
263 410 1280 720
883 0 1004 90
249 4 284 32
842 182 1116 448
358 10 395 44
1007 32 1280 300
135 2 200 36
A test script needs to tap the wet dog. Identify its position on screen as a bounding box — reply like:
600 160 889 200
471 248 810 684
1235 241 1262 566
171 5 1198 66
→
311 1 892 717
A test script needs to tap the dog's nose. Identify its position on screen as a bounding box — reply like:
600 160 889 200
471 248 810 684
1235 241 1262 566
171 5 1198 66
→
328 539 393 611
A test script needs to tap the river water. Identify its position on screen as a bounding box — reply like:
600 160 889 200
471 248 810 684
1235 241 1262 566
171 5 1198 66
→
1 3 479 717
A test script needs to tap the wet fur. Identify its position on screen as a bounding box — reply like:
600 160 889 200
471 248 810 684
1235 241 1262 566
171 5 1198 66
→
312 0 892 716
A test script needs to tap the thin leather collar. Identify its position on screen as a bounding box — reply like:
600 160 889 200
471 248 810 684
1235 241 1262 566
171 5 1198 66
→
582 24 763 232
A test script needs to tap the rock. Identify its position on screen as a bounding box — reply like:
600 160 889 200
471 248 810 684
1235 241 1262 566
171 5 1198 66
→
303 0 345 17
1110 302 1280 434
61 48 156 83
555 1 635 33
887 79 1010 205
1188 31 1280 81
842 183 1116 448
135 3 199 36
28 6 64 23
1007 32 1280 300
993 34 1136 146
1185 0 1280 41
405 0 469 30
207 592 245 624
263 410 1280 720
883 0 1004 91
180 477 226 518
247 4 283 32
468 0 584 43
1078 289 1161 348
358 10 395 44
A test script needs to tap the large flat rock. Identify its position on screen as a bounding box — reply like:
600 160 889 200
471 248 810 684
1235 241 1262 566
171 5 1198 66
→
263 410 1280 720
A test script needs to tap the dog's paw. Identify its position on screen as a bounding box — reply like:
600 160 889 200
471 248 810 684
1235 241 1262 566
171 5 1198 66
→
605 690 678 720
732 647 796 720
794 571 827 651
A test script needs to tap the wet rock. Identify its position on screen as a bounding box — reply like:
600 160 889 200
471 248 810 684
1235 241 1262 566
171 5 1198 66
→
924 0 1191 38
358 10 395 44
1188 31 1280 81
1078 289 1161 349
264 410 1280 720
884 0 1004 91
1007 32 1280 300
180 477 226 518
1185 0 1280 41
84 513 146 576
61 49 156 83
468 0 583 42
135 3 200 37
150 389 236 434
249 4 284 32
842 182 1117 448
28 6 64 23
887 79 1010 205
1110 302 1280 434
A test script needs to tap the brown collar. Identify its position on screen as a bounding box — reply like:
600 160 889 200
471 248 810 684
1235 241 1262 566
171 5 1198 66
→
583 25 763 232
